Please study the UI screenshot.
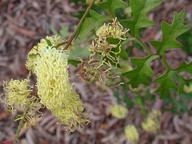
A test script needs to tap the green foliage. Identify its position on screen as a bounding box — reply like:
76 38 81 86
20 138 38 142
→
164 88 192 113
175 62 192 74
179 28 192 55
119 45 128 60
29 54 37 58
50 26 71 39
68 59 81 67
50 0 191 114
71 10 85 19
105 37 129 60
121 0 162 37
123 55 159 88
68 46 91 59
153 61 192 97
150 10 190 55
177 76 192 94
154 71 177 98
122 84 134 107
45 39 52 46
120 38 136 59
175 62 192 93
50 23 91 62
97 0 127 17
114 83 134 108
77 10 111 40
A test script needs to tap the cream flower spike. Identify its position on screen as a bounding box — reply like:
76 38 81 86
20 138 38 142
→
35 47 69 109
2 79 42 126
26 35 63 72
3 79 33 110
35 47 89 132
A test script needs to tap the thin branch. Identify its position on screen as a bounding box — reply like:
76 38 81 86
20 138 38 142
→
161 55 172 70
126 33 153 55
135 37 153 55
56 0 96 50
56 41 68 48
13 103 31 144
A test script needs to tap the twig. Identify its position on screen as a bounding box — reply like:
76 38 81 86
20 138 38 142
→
127 33 153 55
135 37 153 55
55 41 68 48
161 55 172 70
13 103 31 144
56 0 96 50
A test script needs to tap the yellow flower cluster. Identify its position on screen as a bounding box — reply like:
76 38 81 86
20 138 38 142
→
110 105 128 119
26 35 62 72
124 125 139 144
2 79 42 126
34 46 89 132
80 19 128 85
141 110 161 133
96 19 128 40
3 35 89 131
3 79 33 110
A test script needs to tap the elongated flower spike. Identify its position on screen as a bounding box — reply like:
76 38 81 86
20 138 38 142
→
34 44 89 132
26 35 63 72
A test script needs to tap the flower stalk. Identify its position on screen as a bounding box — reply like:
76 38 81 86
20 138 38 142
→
56 0 96 50
13 103 31 144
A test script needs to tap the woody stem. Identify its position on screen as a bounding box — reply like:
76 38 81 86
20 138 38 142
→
13 103 31 144
56 0 96 50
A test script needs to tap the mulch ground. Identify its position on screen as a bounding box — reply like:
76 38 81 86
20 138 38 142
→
0 0 192 144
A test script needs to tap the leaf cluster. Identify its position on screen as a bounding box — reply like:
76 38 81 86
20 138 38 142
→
57 0 191 112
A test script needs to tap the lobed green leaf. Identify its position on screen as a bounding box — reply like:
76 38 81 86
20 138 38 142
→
68 59 81 67
121 0 162 37
123 55 159 88
175 62 192 74
154 70 177 98
150 10 190 55
77 10 111 40
97 0 127 17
